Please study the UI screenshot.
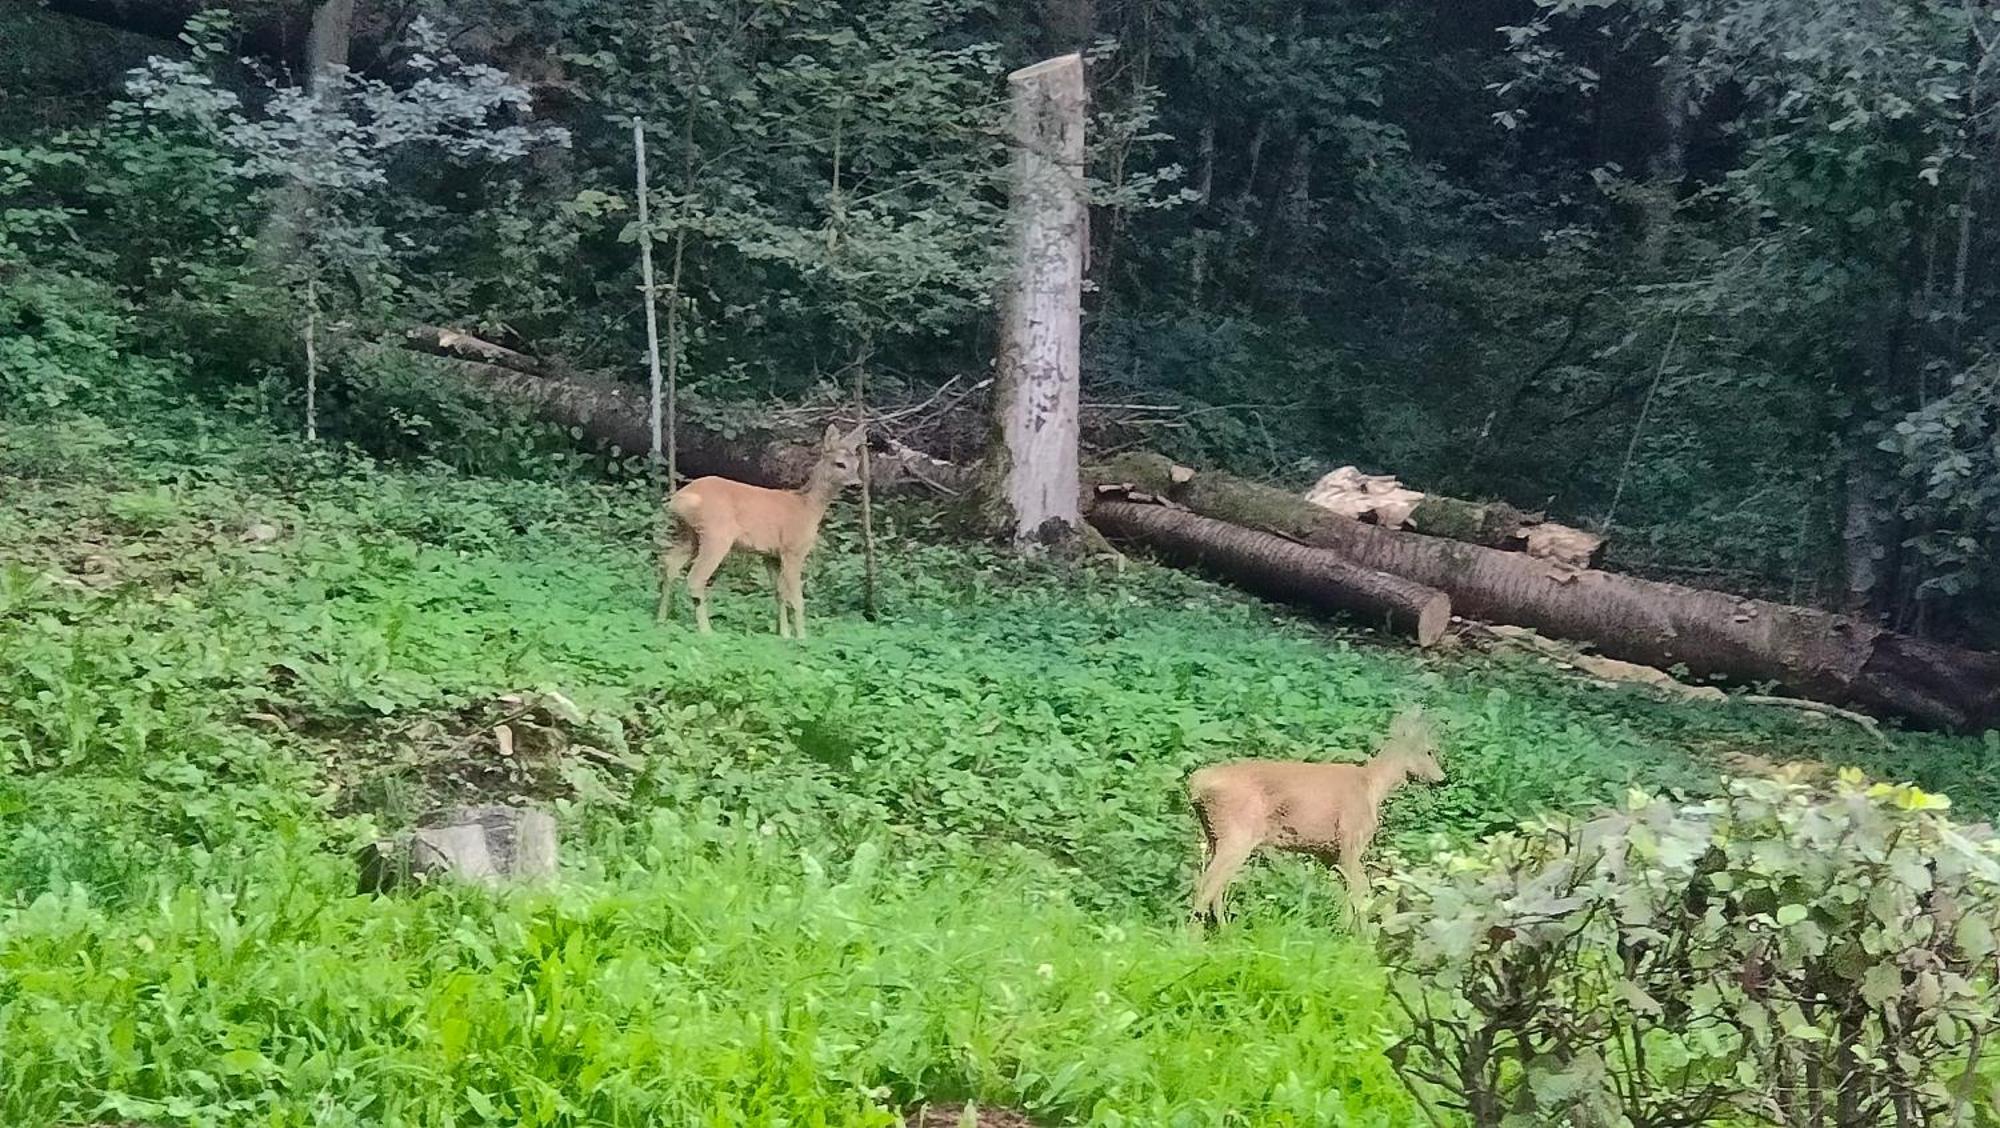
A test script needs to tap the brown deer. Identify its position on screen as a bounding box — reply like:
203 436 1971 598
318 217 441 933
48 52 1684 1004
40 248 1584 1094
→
1188 708 1443 923
657 424 865 638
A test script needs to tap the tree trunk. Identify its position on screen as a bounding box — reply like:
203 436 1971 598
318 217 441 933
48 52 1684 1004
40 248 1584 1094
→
303 0 355 90
303 273 320 442
976 53 1087 550
1096 453 2000 732
632 119 665 470
1639 24 1689 268
1092 500 1451 647
1841 444 1900 620
400 330 971 494
256 0 356 279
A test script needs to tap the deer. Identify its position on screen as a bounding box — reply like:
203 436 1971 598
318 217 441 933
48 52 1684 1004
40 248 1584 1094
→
656 423 865 638
1187 708 1444 925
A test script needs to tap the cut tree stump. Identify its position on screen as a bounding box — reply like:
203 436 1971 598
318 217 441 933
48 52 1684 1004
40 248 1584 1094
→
1091 498 1452 646
359 804 558 893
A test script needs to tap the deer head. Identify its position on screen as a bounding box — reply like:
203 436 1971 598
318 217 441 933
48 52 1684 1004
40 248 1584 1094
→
1381 707 1445 783
814 423 867 490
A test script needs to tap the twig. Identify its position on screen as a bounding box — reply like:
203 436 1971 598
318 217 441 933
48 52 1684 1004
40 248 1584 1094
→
1603 318 1680 533
303 272 320 443
1736 695 1892 746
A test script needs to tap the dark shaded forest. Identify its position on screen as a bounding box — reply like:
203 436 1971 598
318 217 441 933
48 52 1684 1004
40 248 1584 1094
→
6 0 1998 643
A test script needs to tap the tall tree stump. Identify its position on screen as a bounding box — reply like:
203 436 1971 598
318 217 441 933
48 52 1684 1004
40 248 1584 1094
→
975 52 1087 550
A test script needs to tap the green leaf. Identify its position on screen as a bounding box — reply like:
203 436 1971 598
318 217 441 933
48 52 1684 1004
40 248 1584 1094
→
1775 903 1809 926
217 1048 267 1075
1860 961 1903 1007
1956 914 1997 961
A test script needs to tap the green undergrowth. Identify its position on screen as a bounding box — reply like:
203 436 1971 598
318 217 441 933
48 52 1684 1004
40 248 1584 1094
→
2 814 1408 1126
2 405 1992 1125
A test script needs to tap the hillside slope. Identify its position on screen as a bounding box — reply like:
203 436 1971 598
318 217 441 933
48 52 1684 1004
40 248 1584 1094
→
1 406 1988 1125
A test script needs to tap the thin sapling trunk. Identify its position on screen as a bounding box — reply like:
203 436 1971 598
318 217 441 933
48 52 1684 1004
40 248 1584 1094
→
633 118 666 478
855 340 880 620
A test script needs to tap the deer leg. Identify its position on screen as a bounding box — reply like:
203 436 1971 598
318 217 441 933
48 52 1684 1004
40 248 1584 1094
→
764 557 789 637
1337 828 1374 923
683 537 734 634
1192 833 1258 924
657 529 695 623
780 555 806 641
1189 808 1218 924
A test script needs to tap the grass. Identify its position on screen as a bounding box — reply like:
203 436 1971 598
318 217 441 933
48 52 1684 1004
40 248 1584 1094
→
1 404 1992 1125
2 819 1407 1126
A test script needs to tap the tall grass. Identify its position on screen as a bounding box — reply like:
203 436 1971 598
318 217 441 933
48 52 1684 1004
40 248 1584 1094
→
1 814 1409 1126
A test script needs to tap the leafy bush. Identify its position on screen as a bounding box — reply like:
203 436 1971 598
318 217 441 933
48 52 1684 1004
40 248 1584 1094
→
0 270 176 417
1378 772 2000 1126
1885 361 2000 625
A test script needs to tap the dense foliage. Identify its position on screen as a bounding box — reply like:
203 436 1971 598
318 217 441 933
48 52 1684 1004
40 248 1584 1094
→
1381 773 2000 1125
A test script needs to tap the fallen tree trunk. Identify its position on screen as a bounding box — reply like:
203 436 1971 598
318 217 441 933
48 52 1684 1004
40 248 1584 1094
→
1092 500 1452 646
400 328 974 494
1095 454 2000 733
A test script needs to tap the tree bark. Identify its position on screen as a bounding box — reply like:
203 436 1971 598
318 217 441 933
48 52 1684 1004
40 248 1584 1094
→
1096 453 2000 732
304 0 355 91
256 0 357 281
1091 500 1452 647
1841 445 1900 619
976 53 1087 550
632 119 665 470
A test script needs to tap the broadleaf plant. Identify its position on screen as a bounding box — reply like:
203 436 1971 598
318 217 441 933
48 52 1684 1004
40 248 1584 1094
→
1378 770 2000 1126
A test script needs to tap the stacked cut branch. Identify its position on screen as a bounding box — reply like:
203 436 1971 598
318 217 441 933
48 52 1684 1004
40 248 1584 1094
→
1305 465 1605 568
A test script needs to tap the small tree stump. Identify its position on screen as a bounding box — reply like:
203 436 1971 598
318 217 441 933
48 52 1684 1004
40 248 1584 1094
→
906 1103 1039 1128
359 804 558 893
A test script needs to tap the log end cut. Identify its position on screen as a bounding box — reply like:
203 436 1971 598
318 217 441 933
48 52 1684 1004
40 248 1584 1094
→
1412 590 1451 649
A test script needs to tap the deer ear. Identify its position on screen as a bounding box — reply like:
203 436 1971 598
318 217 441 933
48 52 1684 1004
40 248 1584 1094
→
844 424 867 449
822 424 841 448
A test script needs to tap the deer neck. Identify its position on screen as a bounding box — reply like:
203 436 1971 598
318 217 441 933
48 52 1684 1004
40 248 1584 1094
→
1361 757 1409 808
796 465 842 518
